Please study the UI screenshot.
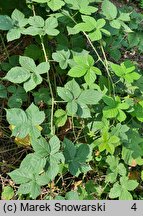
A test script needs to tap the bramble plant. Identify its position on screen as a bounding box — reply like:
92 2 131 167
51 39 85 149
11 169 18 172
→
0 0 143 200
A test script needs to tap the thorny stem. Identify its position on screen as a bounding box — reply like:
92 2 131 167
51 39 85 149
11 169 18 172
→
0 33 10 60
40 35 55 135
40 35 55 197
82 34 115 96
32 4 36 16
61 10 103 63
61 10 114 95
100 43 115 96
71 117 77 140
83 32 103 63
74 120 85 143
31 4 54 135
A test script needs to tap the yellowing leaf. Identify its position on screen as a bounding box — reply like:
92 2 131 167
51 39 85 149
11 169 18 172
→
9 124 42 147
36 125 43 131
14 135 31 147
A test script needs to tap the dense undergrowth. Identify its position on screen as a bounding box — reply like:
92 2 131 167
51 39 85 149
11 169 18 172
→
0 0 143 200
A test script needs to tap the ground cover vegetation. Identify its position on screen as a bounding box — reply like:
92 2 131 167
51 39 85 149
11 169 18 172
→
0 0 143 200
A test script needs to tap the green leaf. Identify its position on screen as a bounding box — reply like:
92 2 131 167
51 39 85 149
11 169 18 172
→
120 177 139 191
66 100 78 116
23 26 43 36
103 107 117 120
7 28 21 42
103 95 116 107
23 72 42 92
9 152 50 199
0 84 7 98
28 16 45 28
109 182 121 198
46 161 59 180
18 182 32 195
6 108 27 126
23 76 37 92
91 67 102 75
30 154 46 174
24 44 42 60
110 19 121 29
32 0 47 2
57 87 73 102
80 7 97 16
119 190 132 200
8 168 33 184
100 28 110 36
103 96 128 122
65 191 79 200
52 50 70 69
81 15 96 30
49 135 60 155
80 4 97 15
127 180 139 191
65 79 81 99
77 103 91 118
19 56 36 72
2 186 14 200
110 62 124 77
94 129 120 154
47 0 65 11
63 139 90 176
74 16 109 41
33 87 51 105
0 15 13 30
128 33 140 48
75 144 90 163
8 96 23 108
132 101 143 122
6 103 45 139
68 54 96 78
75 22 94 32
36 173 50 186
74 16 108 41
31 137 50 157
102 0 117 20
44 17 59 36
96 19 106 29
78 90 102 105
65 0 98 15
26 103 45 126
32 0 65 11
110 61 140 84
109 176 138 200
89 29 102 41
111 123 129 141
55 196 65 200
118 163 127 176
63 138 76 161
11 9 28 28
106 156 126 183
125 72 141 83
84 69 96 86
117 109 126 122
35 62 50 74
30 181 41 199
68 65 87 77
118 13 130 22
54 109 67 127
11 9 25 22
69 161 79 176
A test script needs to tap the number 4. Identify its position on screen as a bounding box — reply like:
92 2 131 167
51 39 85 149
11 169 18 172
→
131 203 137 211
